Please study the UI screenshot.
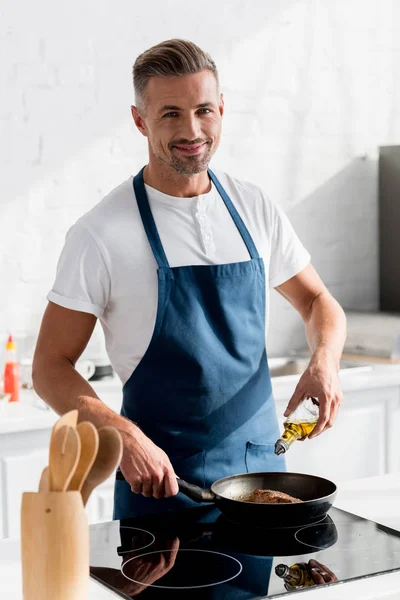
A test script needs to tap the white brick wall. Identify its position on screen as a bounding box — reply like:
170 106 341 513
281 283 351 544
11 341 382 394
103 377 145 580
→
1 0 399 361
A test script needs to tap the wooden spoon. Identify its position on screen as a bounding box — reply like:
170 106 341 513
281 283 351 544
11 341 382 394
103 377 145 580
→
81 426 123 506
48 425 81 492
68 422 99 492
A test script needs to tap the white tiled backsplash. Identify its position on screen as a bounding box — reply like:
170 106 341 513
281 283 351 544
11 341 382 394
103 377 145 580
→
3 0 393 362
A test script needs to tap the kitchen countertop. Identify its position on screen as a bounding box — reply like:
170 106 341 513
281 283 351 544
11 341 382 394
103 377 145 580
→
2 364 400 435
1 473 400 599
0 378 121 434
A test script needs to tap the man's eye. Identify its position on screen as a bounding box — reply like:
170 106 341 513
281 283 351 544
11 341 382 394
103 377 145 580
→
162 109 211 118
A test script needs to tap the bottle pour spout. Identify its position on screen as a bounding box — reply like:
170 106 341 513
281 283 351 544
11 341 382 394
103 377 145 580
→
275 564 289 578
274 439 289 455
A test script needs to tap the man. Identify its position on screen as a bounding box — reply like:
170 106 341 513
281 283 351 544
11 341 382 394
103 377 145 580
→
33 39 346 519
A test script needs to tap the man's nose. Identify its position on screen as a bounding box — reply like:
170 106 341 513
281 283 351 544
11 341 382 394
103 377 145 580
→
179 115 203 142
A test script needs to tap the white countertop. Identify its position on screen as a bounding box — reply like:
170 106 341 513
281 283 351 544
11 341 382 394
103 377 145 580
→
0 377 122 434
1 473 400 599
0 543 116 599
2 364 400 435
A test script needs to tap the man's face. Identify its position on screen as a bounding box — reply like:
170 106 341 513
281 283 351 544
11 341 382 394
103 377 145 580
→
132 70 224 175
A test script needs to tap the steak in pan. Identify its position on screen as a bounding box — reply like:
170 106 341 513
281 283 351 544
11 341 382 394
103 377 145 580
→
246 489 302 504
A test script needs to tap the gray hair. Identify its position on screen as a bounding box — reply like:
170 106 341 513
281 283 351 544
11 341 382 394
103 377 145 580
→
133 39 219 114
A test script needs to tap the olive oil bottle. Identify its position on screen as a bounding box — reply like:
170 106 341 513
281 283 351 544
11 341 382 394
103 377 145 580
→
274 397 319 455
275 563 315 590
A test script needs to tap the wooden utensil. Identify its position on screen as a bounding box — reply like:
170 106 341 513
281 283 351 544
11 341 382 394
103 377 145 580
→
37 410 79 493
81 426 123 506
48 425 81 492
68 421 99 492
52 408 78 434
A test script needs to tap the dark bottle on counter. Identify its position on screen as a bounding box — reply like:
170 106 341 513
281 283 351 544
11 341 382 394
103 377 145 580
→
275 563 315 590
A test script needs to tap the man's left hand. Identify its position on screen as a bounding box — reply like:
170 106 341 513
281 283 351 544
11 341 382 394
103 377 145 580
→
283 351 343 438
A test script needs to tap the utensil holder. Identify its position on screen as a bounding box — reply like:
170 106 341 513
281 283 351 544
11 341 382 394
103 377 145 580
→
21 491 88 600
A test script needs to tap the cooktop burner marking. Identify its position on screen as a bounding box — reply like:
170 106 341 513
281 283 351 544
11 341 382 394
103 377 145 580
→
118 527 155 554
121 548 243 589
295 521 387 551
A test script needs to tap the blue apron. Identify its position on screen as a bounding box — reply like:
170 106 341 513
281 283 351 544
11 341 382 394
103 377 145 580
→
113 166 286 520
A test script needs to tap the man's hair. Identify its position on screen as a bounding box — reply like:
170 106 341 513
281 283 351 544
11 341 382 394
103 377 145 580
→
133 39 219 115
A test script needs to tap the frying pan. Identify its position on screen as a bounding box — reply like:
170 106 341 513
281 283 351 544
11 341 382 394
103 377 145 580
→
178 471 337 528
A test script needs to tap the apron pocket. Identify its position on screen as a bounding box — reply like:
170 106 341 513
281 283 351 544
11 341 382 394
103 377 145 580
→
245 441 286 474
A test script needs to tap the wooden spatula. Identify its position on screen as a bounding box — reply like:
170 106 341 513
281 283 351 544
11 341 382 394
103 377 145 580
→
81 426 123 506
68 421 99 492
48 425 81 492
52 409 78 434
37 410 79 493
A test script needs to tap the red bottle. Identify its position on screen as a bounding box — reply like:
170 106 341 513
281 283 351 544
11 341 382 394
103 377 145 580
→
3 335 20 402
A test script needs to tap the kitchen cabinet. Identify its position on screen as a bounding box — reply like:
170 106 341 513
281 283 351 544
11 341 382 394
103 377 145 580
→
3 449 49 538
1 373 400 539
86 484 115 523
386 386 400 473
0 428 52 539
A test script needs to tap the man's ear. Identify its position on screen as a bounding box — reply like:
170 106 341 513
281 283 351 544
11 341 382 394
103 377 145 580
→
219 93 224 118
131 105 148 137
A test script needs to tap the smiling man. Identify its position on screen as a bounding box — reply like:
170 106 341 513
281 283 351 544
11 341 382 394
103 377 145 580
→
33 39 346 520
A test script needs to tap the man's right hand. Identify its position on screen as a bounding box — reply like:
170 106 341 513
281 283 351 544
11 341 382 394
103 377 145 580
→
119 427 179 499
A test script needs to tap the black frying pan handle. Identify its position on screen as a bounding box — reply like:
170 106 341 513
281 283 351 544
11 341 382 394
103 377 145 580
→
177 478 216 503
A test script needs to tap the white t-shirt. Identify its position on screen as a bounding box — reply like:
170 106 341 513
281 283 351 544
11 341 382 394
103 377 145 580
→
47 168 310 385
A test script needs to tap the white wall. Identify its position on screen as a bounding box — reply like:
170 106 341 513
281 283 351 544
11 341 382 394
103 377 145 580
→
1 0 398 361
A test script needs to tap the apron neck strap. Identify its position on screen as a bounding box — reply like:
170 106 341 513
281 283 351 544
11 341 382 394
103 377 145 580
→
208 169 260 260
133 167 170 268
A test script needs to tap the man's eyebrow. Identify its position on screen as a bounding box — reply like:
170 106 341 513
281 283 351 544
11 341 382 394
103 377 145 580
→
158 102 214 114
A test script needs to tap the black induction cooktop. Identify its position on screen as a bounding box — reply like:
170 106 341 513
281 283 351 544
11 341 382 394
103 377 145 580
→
89 505 400 598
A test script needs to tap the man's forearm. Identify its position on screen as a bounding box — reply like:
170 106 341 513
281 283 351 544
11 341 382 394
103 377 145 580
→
32 357 137 438
305 291 347 370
